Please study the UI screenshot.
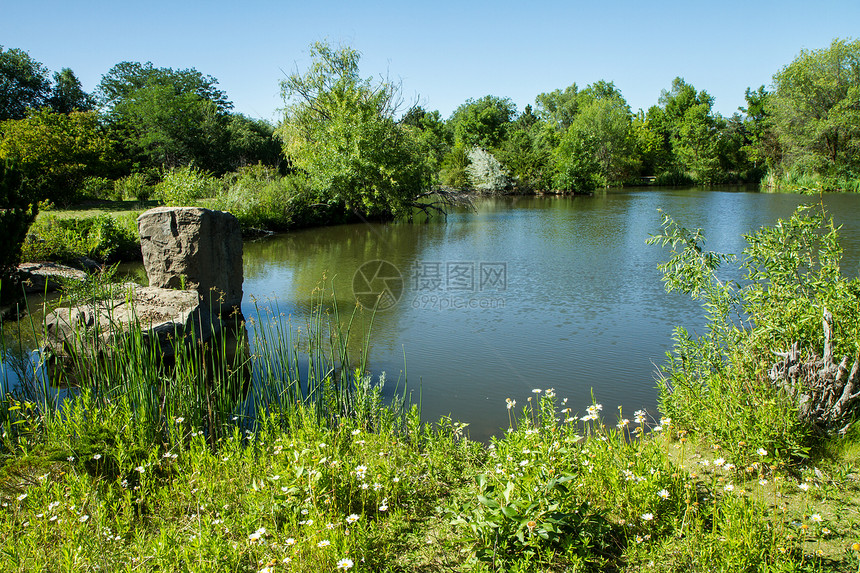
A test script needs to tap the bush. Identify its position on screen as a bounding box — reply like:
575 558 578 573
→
21 213 140 263
466 147 511 193
113 172 153 201
156 166 215 206
648 205 860 461
213 167 329 231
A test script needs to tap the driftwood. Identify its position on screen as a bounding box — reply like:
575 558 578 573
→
769 309 860 435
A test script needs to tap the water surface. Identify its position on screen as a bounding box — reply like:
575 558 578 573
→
242 188 860 440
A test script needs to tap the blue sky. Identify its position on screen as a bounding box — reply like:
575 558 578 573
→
2 0 857 122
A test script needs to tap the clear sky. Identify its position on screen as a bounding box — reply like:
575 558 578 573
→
2 0 858 122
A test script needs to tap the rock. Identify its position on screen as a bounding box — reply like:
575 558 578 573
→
17 262 87 294
44 284 220 357
137 207 243 315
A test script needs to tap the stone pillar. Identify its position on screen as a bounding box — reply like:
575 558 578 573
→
138 207 243 315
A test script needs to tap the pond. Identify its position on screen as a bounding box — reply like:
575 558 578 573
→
241 187 860 441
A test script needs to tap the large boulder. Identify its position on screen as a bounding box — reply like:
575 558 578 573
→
44 283 220 357
17 262 87 294
137 207 243 315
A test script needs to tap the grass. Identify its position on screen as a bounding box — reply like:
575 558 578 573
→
3 290 860 572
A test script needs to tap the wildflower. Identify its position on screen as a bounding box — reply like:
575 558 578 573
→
853 542 860 551
17 493 27 501
317 540 330 548
67 456 74 462
657 489 669 500
798 483 810 492
379 498 389 511
757 448 768 457
532 389 542 394
392 477 400 483
175 417 184 423
259 568 273 573
248 528 266 542
724 484 734 492
810 513 823 523
634 410 646 423
135 466 145 473
93 454 102 460
351 429 361 435
636 535 644 543
660 417 671 427
285 537 295 546
282 557 292 564
617 418 630 428
346 514 360 525
373 482 382 491
713 458 725 467
337 558 354 570
79 515 89 523
527 520 536 532
723 463 735 471
759 479 769 486
641 513 654 521
326 522 336 529
355 465 368 479
360 483 369 490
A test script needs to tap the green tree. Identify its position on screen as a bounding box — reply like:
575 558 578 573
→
0 45 51 121
97 61 234 173
768 38 860 176
277 42 430 219
400 106 451 177
448 95 516 149
570 82 635 185
551 131 600 193
535 83 579 132
0 109 118 203
225 114 281 170
48 68 95 114
675 104 721 183
0 160 37 298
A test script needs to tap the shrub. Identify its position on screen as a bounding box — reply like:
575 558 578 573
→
113 172 153 201
156 166 215 206
213 168 326 231
21 213 139 263
648 205 860 461
466 147 511 194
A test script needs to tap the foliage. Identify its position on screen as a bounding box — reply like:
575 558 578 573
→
213 166 323 231
534 83 579 132
768 38 860 178
551 131 601 193
0 109 118 204
465 147 511 193
571 83 636 185
98 61 234 174
47 68 95 114
449 95 517 149
495 121 555 192
0 45 51 121
21 213 139 263
0 160 37 297
277 42 430 219
225 114 282 170
112 172 153 201
156 165 216 206
440 143 472 189
648 204 860 459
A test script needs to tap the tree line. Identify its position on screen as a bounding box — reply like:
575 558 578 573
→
1 37 858 216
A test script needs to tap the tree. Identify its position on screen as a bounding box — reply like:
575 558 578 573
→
768 38 860 175
97 61 234 173
448 95 516 149
570 82 635 185
277 42 431 219
48 68 95 113
226 114 282 170
0 109 117 203
535 83 579 132
0 45 51 121
0 160 37 299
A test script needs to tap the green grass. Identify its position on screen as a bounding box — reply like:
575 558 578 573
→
3 290 860 572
